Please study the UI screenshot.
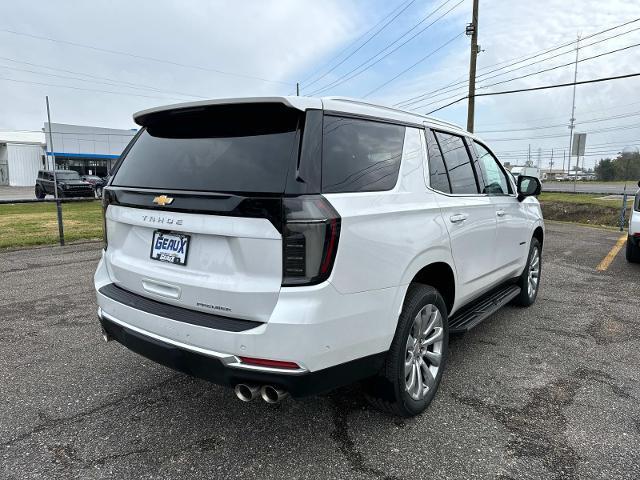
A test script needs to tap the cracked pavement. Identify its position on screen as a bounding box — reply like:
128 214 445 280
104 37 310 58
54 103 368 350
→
1 222 639 479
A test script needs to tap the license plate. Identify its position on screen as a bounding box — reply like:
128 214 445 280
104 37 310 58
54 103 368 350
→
150 231 190 266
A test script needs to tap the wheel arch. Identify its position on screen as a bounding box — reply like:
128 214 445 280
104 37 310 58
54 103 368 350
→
532 225 544 247
409 261 456 315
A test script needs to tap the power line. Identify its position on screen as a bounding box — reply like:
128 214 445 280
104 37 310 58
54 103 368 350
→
362 32 464 98
478 99 640 128
494 139 640 156
477 109 640 134
301 0 416 89
425 71 640 115
307 0 463 96
0 76 190 101
394 16 640 108
399 25 640 108
411 40 640 112
477 17 640 75
482 121 640 142
0 28 292 86
0 63 206 100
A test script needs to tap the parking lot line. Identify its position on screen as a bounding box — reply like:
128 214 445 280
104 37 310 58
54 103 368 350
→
596 234 627 271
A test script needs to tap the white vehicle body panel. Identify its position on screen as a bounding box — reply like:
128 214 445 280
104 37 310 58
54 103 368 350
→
96 95 544 377
630 191 640 237
104 204 282 322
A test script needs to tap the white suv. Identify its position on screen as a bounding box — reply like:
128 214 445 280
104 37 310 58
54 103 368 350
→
95 97 544 416
628 182 640 263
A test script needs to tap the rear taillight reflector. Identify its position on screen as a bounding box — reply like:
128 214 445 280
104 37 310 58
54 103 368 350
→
238 356 300 370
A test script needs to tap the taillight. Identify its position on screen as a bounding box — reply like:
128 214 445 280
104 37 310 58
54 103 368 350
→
102 189 112 249
282 195 341 286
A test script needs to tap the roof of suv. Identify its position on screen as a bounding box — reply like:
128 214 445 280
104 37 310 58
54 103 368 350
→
133 96 469 137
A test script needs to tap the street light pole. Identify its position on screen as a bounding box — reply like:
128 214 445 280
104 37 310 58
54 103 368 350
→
46 96 64 246
567 35 580 190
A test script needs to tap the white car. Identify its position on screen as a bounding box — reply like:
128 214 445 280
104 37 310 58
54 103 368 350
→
628 182 640 263
95 97 544 416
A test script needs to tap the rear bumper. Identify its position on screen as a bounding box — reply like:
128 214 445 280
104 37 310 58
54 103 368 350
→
99 309 385 397
94 252 397 392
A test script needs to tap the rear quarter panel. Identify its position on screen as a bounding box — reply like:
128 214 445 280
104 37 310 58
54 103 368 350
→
324 127 456 344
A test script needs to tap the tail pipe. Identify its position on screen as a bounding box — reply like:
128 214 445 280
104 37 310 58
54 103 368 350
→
234 384 260 402
260 385 289 404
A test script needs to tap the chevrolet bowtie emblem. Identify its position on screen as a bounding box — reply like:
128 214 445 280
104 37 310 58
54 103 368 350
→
153 195 174 206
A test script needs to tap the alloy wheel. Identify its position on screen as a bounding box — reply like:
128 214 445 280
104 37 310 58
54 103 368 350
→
528 247 540 298
404 304 444 400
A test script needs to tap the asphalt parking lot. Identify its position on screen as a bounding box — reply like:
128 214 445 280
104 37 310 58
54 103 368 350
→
1 222 639 480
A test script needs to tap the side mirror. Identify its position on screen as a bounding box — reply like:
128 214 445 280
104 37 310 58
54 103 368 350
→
517 175 541 201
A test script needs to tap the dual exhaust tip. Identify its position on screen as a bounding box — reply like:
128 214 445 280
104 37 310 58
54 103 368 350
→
234 384 288 404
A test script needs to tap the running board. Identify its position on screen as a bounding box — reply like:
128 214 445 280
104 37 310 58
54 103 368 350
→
448 284 521 334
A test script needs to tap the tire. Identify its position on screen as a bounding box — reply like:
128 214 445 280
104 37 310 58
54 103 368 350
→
513 237 542 307
35 186 45 200
365 284 449 417
626 235 640 263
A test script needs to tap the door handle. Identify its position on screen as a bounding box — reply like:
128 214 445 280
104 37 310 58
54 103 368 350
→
496 210 506 217
449 213 468 224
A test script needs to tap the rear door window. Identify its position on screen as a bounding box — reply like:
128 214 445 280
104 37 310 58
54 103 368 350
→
433 131 479 194
112 105 300 193
322 116 405 193
424 129 451 193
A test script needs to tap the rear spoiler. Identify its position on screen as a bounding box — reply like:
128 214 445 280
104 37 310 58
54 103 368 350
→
133 96 322 127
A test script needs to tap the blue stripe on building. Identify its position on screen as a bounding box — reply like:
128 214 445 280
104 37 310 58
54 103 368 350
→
46 151 120 159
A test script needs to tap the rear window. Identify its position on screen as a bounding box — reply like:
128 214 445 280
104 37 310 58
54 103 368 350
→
112 104 300 193
322 116 405 193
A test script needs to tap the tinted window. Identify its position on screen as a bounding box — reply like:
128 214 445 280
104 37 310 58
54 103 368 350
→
425 129 451 193
57 171 81 180
322 116 405 193
113 104 300 193
434 132 478 194
474 142 511 195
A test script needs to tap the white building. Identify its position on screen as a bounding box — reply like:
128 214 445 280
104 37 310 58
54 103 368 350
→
0 131 45 186
0 123 137 186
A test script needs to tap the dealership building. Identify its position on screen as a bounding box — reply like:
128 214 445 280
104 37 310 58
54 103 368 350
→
0 123 137 186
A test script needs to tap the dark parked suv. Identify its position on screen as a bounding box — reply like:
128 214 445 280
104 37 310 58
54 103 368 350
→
81 175 108 198
35 170 95 199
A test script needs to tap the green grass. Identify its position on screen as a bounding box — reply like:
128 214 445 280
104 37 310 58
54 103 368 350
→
538 192 631 228
539 192 632 207
0 201 103 248
0 193 633 248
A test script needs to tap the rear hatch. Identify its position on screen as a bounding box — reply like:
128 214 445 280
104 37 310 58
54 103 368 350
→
103 102 304 322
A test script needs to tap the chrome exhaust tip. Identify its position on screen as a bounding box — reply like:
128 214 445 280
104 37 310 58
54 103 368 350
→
234 384 260 402
260 385 289 404
101 327 113 343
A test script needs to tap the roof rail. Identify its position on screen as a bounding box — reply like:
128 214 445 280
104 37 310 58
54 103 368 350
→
423 117 465 131
323 96 465 132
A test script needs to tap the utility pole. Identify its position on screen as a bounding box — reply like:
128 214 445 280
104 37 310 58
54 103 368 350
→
527 144 531 166
466 0 480 132
568 34 580 185
562 149 566 174
46 96 65 246
296 82 300 96
549 148 554 173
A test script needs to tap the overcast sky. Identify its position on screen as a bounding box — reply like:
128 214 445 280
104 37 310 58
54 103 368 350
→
2 0 640 169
